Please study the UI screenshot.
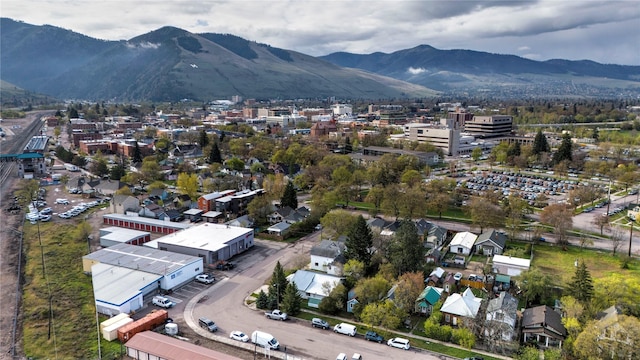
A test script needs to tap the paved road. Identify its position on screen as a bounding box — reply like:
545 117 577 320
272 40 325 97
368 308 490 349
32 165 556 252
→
173 237 446 360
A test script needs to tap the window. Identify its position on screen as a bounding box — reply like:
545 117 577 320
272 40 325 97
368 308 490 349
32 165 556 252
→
445 314 450 323
417 129 423 134
314 263 319 267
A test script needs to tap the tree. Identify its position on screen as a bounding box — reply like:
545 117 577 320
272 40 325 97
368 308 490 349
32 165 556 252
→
399 186 428 219
400 169 422 187
318 283 348 315
176 173 199 200
381 184 403 219
320 210 358 237
280 181 298 209
226 157 245 172
540 203 573 247
256 290 269 309
360 300 404 330
247 195 273 226
132 142 143 164
344 215 373 268
353 275 391 306
471 147 482 162
553 132 573 164
503 193 531 239
467 194 504 233
568 260 594 304
280 282 303 316
393 272 424 312
198 130 209 148
343 259 365 286
389 220 424 275
574 315 640 360
516 268 553 306
364 185 384 214
532 130 550 156
515 346 541 360
269 261 288 306
451 327 475 349
208 142 222 164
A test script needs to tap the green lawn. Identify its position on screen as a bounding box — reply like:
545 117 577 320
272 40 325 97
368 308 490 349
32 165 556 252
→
22 222 121 359
531 244 640 286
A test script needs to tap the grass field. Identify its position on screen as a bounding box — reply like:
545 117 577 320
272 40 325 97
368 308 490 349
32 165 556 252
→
22 222 121 359
531 244 640 286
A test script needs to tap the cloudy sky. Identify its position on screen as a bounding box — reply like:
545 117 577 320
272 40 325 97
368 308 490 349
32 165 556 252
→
3 0 639 65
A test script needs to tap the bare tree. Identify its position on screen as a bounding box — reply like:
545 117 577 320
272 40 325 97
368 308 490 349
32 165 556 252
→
540 203 573 248
592 214 610 235
610 226 625 255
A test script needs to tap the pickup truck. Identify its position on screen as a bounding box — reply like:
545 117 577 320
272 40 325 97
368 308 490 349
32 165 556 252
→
264 309 288 321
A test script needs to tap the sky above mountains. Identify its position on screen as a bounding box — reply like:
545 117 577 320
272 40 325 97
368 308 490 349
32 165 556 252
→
3 0 639 65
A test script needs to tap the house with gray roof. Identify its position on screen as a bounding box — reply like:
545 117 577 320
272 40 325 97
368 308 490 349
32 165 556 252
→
310 240 347 276
522 305 567 349
485 292 519 341
111 194 140 214
475 229 507 256
289 270 344 308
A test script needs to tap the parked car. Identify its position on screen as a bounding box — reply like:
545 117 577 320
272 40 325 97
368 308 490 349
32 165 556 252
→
230 330 249 342
198 317 218 332
352 354 362 360
39 207 52 215
39 215 52 222
387 337 410 350
216 262 235 270
365 330 384 343
464 357 484 360
265 309 288 321
195 273 215 284
152 295 174 308
55 198 69 205
453 272 463 281
468 274 477 281
311 318 329 329
336 354 347 360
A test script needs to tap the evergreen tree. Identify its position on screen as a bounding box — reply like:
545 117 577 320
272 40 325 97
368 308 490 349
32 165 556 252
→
344 136 353 153
553 132 573 164
592 127 599 142
568 260 594 303
132 142 143 164
269 261 288 305
281 181 298 209
389 220 425 275
344 215 373 268
532 130 550 156
280 282 303 316
256 290 269 309
208 142 222 164
199 130 209 148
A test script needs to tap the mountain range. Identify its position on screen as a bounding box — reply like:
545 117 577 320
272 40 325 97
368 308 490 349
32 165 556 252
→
1 18 638 102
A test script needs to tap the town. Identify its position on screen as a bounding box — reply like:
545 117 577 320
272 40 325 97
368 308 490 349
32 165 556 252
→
1 98 639 360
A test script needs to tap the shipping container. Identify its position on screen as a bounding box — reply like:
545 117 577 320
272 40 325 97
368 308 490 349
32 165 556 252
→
100 313 130 332
117 310 168 343
103 317 133 341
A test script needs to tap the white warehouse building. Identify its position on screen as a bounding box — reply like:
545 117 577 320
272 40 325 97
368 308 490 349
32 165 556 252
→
144 223 254 265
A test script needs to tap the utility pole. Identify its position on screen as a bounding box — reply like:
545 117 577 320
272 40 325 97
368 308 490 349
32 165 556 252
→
629 190 639 256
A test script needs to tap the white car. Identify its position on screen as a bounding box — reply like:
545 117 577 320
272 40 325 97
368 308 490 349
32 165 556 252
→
229 330 249 342
39 215 52 222
453 272 463 281
195 273 215 284
55 199 69 205
387 337 410 350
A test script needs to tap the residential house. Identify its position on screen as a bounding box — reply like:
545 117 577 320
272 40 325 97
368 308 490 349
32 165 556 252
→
440 287 482 326
492 254 531 277
522 305 567 348
426 267 446 286
174 194 193 209
366 217 387 233
310 240 346 276
94 180 125 196
415 286 443 315
485 292 519 341
289 270 343 308
164 209 183 222
475 229 507 256
267 222 291 237
449 231 478 255
225 215 254 228
442 272 457 294
268 206 294 224
380 220 402 237
425 248 443 264
424 222 448 249
111 195 140 214
591 305 636 359
139 203 166 219
346 288 359 313
148 188 171 202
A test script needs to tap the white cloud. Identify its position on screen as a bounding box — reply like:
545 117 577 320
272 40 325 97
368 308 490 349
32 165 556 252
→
517 46 531 52
2 0 638 65
125 42 161 50
407 67 427 75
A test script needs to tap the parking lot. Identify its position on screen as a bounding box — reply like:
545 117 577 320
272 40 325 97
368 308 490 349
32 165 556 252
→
457 169 607 206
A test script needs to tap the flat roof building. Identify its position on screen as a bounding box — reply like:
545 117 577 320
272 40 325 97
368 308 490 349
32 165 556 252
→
145 223 254 265
99 226 151 247
103 213 190 234
464 115 513 138
125 331 243 360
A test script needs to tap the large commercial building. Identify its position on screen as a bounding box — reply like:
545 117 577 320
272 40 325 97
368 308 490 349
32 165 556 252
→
405 121 461 156
144 223 254 265
103 213 190 234
464 115 513 138
83 243 203 315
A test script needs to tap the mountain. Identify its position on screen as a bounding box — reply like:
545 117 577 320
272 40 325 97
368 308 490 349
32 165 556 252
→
0 18 435 101
320 45 640 98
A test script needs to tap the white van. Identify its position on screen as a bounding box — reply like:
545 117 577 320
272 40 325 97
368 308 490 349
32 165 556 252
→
251 330 280 350
333 323 357 337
